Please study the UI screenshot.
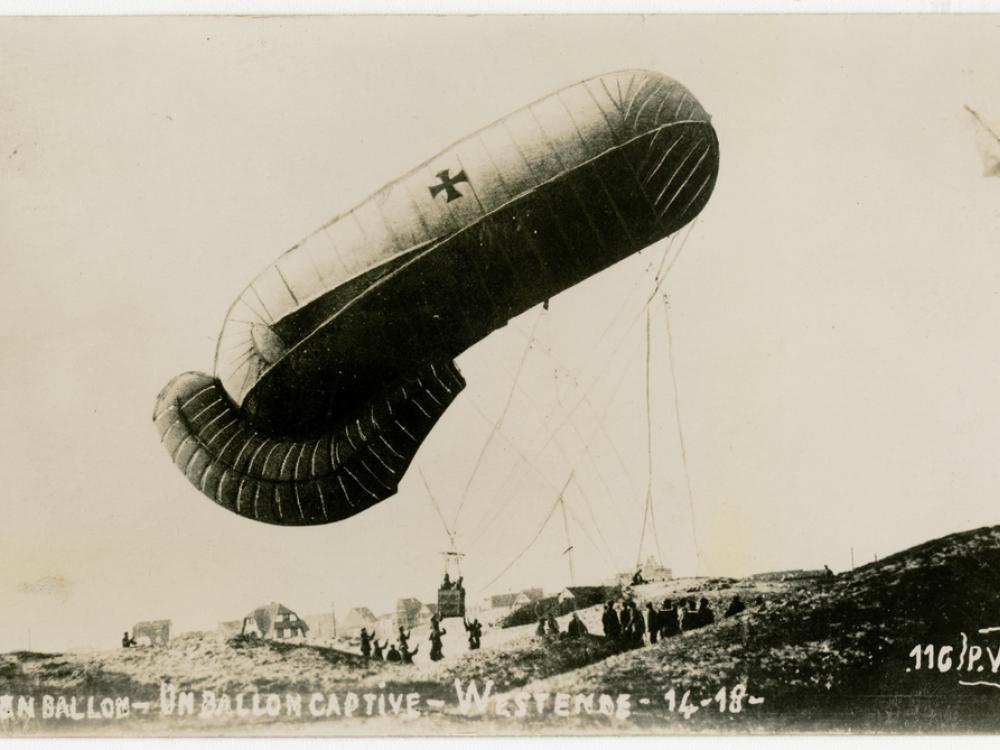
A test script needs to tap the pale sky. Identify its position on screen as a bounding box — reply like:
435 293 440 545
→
1 15 999 652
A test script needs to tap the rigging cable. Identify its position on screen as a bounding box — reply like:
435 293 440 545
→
466 346 634 565
558 487 576 585
504 320 643 508
662 292 702 571
417 466 455 547
475 472 573 595
636 306 665 568
463 327 642 553
451 306 545 530
466 227 697 549
468 222 703 586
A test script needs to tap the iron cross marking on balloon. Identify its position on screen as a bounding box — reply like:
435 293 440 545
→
429 169 469 202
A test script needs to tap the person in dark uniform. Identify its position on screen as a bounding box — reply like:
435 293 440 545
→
401 642 419 664
602 602 621 640
645 603 659 644
659 599 680 639
372 639 387 661
631 569 648 586
631 601 646 647
725 595 746 618
546 613 560 636
386 644 402 663
429 624 447 661
681 598 699 630
464 617 482 650
360 628 373 660
536 617 547 637
398 626 411 649
618 601 633 644
121 631 136 648
442 573 453 589
698 597 715 627
567 612 588 637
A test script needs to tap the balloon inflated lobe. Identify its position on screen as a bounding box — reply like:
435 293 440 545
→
154 69 720 526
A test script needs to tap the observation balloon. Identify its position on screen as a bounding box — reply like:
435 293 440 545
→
154 69 720 526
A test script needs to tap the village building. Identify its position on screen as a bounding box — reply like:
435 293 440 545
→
217 620 243 640
641 555 673 581
607 557 673 587
302 611 337 641
341 607 378 637
512 588 545 609
556 586 612 611
479 588 545 612
486 592 519 610
395 597 431 630
375 612 395 639
132 619 171 646
242 602 309 640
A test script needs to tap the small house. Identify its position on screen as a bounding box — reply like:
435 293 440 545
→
243 602 309 640
511 588 544 609
217 620 244 639
557 586 614 612
488 592 519 610
395 597 429 629
342 607 378 637
132 619 171 646
641 555 673 582
303 612 338 641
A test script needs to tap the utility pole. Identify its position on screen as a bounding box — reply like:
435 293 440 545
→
850 547 855 571
331 602 337 640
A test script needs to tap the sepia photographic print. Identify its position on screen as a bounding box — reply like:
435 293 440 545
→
2 9 1000 738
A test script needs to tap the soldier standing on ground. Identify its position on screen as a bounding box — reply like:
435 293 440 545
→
360 627 373 660
646 602 659 644
631 601 646 647
401 642 419 664
659 599 680 639
601 602 620 640
464 617 482 650
698 597 715 627
567 612 589 637
725 595 746 618
546 612 560 636
429 624 447 661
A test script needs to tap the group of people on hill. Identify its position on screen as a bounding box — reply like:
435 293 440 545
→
440 573 464 590
360 625 419 665
358 612 485 665
600 599 652 648
535 611 589 639
599 593 751 649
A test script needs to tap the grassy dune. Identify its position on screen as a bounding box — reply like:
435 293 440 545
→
3 524 1000 735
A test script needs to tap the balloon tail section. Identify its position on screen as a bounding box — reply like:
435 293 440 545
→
152 362 465 526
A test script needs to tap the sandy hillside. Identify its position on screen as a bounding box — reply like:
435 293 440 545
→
4 524 1000 735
